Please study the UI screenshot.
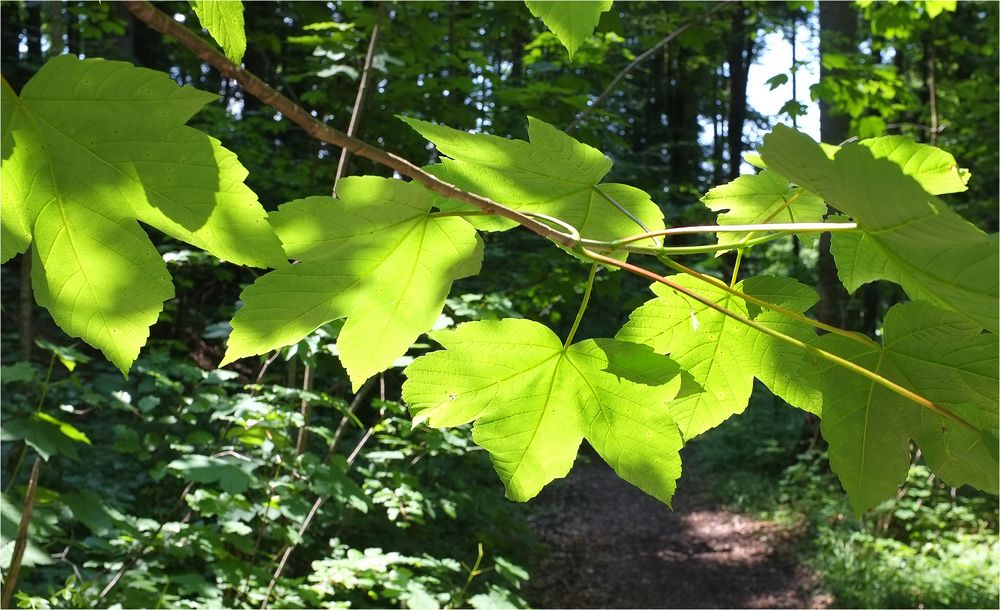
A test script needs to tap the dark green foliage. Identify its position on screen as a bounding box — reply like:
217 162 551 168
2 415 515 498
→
2 337 536 608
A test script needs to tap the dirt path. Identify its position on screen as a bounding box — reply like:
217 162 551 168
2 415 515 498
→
526 455 829 609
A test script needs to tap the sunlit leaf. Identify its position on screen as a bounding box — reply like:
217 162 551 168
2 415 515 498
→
402 115 663 256
700 169 826 252
618 275 822 438
190 1 246 64
1 56 285 372
403 319 684 504
813 301 998 514
760 125 997 333
222 176 484 390
524 0 613 59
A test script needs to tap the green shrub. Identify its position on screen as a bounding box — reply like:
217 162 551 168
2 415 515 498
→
816 530 999 609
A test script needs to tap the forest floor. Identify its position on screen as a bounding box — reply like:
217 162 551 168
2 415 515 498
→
525 452 831 609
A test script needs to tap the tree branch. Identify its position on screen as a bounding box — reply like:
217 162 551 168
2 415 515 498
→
332 3 385 197
121 0 577 249
566 2 730 133
2 457 42 609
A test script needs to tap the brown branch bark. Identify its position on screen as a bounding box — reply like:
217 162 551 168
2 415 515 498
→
120 0 576 249
2 457 42 609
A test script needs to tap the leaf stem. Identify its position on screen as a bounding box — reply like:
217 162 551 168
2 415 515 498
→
730 249 744 288
429 210 493 218
591 185 658 245
564 264 599 348
611 221 858 247
735 190 802 249
452 543 485 608
618 232 797 256
583 248 977 433
661 256 874 347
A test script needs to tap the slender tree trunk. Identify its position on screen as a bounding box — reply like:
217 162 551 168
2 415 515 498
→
49 1 64 56
67 3 80 55
726 2 753 180
815 0 858 328
25 2 41 61
1 4 23 83
713 67 725 184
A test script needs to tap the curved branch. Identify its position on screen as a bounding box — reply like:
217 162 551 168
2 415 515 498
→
121 0 578 249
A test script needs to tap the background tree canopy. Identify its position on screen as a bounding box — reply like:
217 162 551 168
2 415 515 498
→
1 1 997 608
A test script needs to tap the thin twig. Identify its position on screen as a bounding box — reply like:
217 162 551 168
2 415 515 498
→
96 481 196 602
2 457 43 609
237 461 284 603
927 22 938 146
294 363 313 456
566 2 730 133
609 221 858 246
121 0 578 249
254 350 282 386
592 185 657 245
294 3 384 458
333 3 385 197
260 405 387 609
328 377 377 457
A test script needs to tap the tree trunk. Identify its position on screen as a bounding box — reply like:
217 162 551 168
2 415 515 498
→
726 2 753 180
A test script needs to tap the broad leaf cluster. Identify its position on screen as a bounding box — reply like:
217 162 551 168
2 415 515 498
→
3 53 996 516
1 56 284 372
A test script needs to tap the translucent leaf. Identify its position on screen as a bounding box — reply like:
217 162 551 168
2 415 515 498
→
814 301 998 514
618 275 822 438
403 319 684 505
190 1 246 64
760 125 997 333
1 413 89 461
859 135 970 195
167 454 258 495
524 0 613 59
402 116 663 255
700 169 826 253
1 56 285 371
924 0 956 19
222 177 484 390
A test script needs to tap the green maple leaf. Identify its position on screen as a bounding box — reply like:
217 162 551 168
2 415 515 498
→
858 135 970 195
617 275 822 439
190 1 246 64
402 319 684 504
1 56 285 372
222 176 483 390
700 169 827 252
752 134 971 196
524 0 613 59
760 125 997 333
813 301 998 514
401 116 663 254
